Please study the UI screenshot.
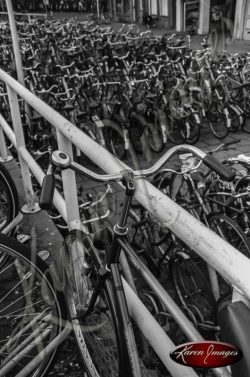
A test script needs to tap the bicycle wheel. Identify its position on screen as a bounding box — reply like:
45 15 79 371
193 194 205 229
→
170 250 216 325
167 116 186 144
169 173 196 209
0 163 19 267
241 84 250 120
180 113 201 145
0 162 19 232
147 123 165 153
228 104 243 132
102 120 127 160
207 102 229 139
64 234 122 377
0 234 65 377
208 214 250 258
129 119 144 155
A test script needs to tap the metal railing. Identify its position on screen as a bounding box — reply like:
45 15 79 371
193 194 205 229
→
1 67 250 298
0 67 249 377
0 11 47 22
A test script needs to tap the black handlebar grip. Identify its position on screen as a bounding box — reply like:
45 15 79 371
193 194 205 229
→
203 155 235 181
39 174 55 210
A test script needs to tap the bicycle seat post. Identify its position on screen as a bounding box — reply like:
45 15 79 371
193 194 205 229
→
108 169 135 265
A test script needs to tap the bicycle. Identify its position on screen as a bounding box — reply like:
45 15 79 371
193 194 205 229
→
0 141 237 377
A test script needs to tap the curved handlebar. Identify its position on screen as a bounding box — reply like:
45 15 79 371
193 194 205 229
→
50 144 235 183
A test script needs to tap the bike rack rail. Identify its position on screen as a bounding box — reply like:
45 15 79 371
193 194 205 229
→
0 12 47 23
0 67 248 377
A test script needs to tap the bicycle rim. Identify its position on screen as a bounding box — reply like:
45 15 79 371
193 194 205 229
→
170 251 216 324
0 162 19 232
129 121 144 155
208 214 250 258
180 115 201 144
228 104 242 132
147 123 164 153
167 117 186 144
0 163 19 266
102 120 126 160
67 252 122 377
207 102 229 139
0 234 65 377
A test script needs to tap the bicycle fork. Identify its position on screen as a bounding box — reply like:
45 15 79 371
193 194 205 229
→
107 170 144 377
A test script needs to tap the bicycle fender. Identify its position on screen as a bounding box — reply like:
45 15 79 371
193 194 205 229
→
223 107 231 129
157 109 168 143
123 129 130 150
130 112 148 128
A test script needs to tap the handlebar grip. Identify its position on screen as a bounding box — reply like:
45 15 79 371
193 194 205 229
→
203 155 235 181
39 174 55 210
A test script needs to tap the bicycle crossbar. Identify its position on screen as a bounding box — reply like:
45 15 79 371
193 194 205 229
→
0 67 250 301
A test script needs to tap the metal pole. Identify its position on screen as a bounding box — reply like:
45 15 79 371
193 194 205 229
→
123 278 199 377
0 122 12 162
0 112 67 221
112 0 116 19
6 86 40 213
5 0 24 84
0 0 5 11
56 130 83 230
96 0 100 18
5 0 32 128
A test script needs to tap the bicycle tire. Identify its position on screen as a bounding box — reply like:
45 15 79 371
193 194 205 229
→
64 233 124 377
227 104 243 132
129 119 144 155
240 84 250 121
167 117 186 144
170 250 216 325
0 234 66 377
207 102 229 139
0 161 19 233
147 123 165 153
102 120 127 160
180 113 201 145
0 162 19 267
208 214 250 259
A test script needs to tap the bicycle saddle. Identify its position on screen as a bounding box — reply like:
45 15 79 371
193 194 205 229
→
218 300 250 377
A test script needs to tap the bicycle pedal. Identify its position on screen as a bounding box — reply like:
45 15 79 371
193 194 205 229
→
17 234 31 244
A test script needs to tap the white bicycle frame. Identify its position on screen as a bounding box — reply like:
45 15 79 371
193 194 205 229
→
1 68 250 377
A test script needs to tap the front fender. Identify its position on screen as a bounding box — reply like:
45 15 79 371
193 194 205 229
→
130 111 148 128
